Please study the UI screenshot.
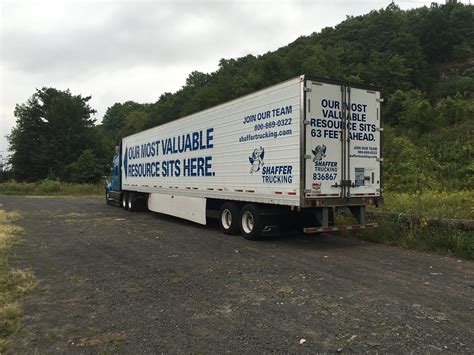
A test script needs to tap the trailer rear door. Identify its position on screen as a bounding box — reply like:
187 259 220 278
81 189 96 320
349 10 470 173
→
304 80 381 199
346 86 382 197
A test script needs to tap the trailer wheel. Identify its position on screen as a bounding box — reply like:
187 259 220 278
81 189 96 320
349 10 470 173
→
122 192 129 210
219 202 240 235
239 204 262 240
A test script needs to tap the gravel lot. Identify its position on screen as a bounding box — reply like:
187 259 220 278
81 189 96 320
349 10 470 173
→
2 195 473 353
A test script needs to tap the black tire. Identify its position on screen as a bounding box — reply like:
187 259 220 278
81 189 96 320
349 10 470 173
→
122 192 129 210
219 202 240 235
127 192 135 212
296 211 317 233
105 190 111 205
239 204 262 240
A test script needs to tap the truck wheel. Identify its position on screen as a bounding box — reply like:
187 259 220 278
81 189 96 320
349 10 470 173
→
219 202 240 235
122 192 129 210
105 190 111 205
239 204 262 240
127 192 135 212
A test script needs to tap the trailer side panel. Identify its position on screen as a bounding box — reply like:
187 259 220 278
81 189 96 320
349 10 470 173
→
121 77 302 206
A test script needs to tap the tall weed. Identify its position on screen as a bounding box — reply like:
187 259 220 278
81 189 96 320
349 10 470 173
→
352 215 474 260
0 180 103 196
375 190 473 219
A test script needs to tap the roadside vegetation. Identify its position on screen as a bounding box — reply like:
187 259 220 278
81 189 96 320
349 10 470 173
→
338 201 473 260
350 216 474 260
373 190 474 220
352 190 474 260
0 207 36 352
0 180 104 197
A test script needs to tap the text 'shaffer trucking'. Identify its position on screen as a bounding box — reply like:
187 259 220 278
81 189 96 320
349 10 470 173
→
106 75 383 239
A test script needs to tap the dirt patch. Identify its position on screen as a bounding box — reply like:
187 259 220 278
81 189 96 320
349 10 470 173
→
1 195 473 353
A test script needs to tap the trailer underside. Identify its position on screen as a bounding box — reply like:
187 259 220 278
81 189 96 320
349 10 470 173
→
106 189 378 239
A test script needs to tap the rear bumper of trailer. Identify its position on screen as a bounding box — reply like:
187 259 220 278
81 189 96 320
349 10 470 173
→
303 222 378 234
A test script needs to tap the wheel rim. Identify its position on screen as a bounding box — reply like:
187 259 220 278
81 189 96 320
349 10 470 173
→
122 196 127 208
221 209 232 230
242 211 254 234
128 196 132 209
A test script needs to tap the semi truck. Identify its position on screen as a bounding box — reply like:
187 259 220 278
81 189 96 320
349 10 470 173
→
106 75 383 239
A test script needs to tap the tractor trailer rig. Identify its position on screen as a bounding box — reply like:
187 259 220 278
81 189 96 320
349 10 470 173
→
105 75 383 240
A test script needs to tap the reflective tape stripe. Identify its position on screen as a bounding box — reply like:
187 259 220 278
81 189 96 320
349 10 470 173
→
303 223 379 234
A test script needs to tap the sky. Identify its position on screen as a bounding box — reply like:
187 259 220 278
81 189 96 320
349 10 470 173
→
0 0 465 157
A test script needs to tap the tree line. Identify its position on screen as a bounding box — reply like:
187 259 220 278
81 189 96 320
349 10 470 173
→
6 2 473 190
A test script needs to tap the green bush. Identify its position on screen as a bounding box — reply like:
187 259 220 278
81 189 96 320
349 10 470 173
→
66 149 103 184
376 190 474 219
382 128 437 193
352 216 474 260
36 179 61 194
0 181 36 195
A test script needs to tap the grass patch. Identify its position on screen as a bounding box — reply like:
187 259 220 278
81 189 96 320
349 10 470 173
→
0 209 36 352
373 190 473 220
342 213 474 260
76 332 126 347
277 286 293 295
0 180 103 196
337 189 474 259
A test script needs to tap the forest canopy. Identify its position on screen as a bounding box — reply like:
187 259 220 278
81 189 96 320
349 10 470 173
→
7 2 473 190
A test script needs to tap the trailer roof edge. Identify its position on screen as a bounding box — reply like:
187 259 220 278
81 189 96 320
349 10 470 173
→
302 75 381 91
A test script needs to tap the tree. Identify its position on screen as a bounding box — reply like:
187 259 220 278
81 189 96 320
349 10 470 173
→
382 127 437 192
301 45 344 79
397 90 438 137
118 111 150 138
365 52 412 94
8 87 96 181
100 101 147 143
66 149 103 183
185 71 210 88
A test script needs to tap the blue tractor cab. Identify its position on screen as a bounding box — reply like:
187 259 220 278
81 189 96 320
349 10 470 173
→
105 149 122 206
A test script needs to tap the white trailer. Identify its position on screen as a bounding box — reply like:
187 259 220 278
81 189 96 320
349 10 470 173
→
106 75 383 239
